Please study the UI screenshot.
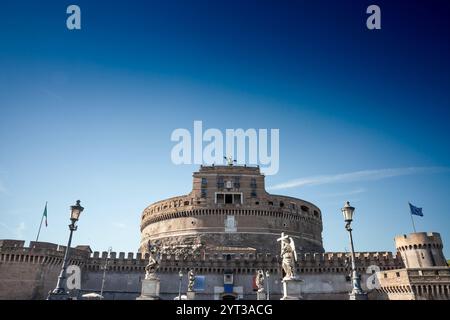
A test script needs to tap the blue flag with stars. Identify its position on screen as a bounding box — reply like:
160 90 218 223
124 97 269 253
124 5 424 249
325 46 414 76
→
409 203 423 217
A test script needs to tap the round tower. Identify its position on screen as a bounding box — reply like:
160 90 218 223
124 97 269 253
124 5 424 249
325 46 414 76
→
140 165 324 255
395 232 447 268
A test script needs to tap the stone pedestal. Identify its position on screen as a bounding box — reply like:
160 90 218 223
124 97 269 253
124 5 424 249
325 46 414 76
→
281 278 303 300
186 291 196 300
349 291 368 300
136 278 160 300
257 291 266 300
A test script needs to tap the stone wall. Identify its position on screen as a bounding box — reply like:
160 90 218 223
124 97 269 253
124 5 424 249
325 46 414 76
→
0 240 403 300
0 240 91 299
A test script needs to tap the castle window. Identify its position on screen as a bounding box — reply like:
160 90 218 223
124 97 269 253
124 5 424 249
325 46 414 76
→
396 272 400 277
201 177 207 186
251 190 257 197
215 192 243 205
217 177 224 188
234 177 240 188
268 201 274 206
250 178 257 188
280 201 284 208
314 210 319 217
301 205 309 212
201 188 207 198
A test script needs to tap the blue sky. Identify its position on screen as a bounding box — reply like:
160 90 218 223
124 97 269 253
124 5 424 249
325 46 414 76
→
0 0 449 257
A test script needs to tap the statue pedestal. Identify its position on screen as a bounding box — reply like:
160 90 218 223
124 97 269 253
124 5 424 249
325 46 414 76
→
281 278 303 300
186 291 196 300
136 277 160 300
349 291 368 300
257 291 266 300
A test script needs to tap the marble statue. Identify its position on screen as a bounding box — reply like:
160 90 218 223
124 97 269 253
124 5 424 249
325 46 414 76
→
255 269 265 292
188 269 196 292
277 232 298 280
145 243 159 280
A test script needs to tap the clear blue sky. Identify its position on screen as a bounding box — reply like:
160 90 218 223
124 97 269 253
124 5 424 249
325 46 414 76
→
1 0 449 257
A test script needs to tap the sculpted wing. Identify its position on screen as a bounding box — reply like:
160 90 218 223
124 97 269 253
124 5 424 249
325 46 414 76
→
290 237 298 261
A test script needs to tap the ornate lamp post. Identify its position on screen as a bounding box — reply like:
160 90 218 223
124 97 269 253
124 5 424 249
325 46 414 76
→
47 200 84 300
341 201 368 300
178 270 183 300
265 270 270 300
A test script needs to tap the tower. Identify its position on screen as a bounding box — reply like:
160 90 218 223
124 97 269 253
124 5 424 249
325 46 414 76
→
395 232 447 268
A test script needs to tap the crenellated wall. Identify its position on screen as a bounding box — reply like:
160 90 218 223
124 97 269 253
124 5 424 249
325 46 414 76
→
0 239 403 300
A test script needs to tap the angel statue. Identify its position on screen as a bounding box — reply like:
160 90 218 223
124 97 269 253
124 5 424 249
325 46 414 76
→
277 233 298 280
188 269 196 292
224 156 237 166
145 242 159 280
255 269 265 292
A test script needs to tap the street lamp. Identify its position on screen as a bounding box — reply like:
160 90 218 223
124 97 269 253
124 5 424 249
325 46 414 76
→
47 200 84 300
178 270 183 300
265 270 270 300
341 201 367 300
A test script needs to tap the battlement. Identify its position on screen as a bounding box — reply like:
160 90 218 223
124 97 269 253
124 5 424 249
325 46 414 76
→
196 164 261 175
395 232 443 250
394 232 447 268
0 240 404 274
0 240 93 266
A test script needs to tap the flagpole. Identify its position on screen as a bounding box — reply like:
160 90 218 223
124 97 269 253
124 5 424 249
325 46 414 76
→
410 213 417 233
36 202 47 242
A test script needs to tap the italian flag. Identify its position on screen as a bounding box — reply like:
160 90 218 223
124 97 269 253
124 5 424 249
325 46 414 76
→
43 202 48 227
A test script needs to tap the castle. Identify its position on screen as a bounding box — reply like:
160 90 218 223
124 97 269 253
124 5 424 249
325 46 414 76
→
0 165 448 300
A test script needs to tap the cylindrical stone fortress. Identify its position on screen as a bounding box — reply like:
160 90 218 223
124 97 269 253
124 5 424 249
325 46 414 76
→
140 165 324 255
395 232 447 268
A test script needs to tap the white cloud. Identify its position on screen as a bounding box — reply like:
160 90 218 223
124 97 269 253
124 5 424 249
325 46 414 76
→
320 188 366 198
268 166 450 191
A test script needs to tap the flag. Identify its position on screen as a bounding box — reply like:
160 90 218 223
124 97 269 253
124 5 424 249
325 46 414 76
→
409 202 423 217
43 202 48 227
